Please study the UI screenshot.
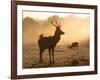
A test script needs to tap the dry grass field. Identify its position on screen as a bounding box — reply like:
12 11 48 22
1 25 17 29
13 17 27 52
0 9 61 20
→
23 44 89 69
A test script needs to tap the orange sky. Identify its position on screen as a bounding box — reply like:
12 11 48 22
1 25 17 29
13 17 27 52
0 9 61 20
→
23 11 90 45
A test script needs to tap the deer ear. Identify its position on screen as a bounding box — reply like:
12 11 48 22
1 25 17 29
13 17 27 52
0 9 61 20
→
59 25 61 28
58 26 61 28
56 27 58 29
56 26 59 29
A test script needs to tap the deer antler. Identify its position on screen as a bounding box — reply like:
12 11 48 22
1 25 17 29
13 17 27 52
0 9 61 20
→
50 19 57 27
57 20 61 27
49 18 61 27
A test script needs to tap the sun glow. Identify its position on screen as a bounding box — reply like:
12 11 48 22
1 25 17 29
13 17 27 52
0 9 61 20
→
23 11 90 45
23 11 89 20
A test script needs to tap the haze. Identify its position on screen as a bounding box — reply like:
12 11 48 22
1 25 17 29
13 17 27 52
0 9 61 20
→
23 11 90 45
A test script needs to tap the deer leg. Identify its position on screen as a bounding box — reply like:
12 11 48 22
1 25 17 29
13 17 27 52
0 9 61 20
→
77 46 79 49
39 49 44 63
48 49 52 64
77 46 79 54
39 53 42 63
52 48 55 63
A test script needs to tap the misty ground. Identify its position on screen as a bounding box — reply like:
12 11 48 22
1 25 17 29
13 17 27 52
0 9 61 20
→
23 44 89 69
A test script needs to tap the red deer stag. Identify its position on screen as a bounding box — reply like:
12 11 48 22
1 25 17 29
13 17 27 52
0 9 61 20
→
68 42 79 49
38 19 65 64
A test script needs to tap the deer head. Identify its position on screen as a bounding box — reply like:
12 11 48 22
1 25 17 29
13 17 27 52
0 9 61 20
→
50 19 65 35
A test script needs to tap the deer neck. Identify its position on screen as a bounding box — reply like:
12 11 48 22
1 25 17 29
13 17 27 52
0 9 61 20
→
69 45 72 48
53 33 61 43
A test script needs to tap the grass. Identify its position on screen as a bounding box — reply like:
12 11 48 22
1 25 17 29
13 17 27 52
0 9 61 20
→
23 44 89 68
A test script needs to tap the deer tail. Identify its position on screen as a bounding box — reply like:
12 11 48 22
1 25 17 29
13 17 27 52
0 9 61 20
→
39 34 43 38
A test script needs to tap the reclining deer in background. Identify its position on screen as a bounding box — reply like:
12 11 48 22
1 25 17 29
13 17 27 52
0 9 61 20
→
38 19 65 64
68 42 79 49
